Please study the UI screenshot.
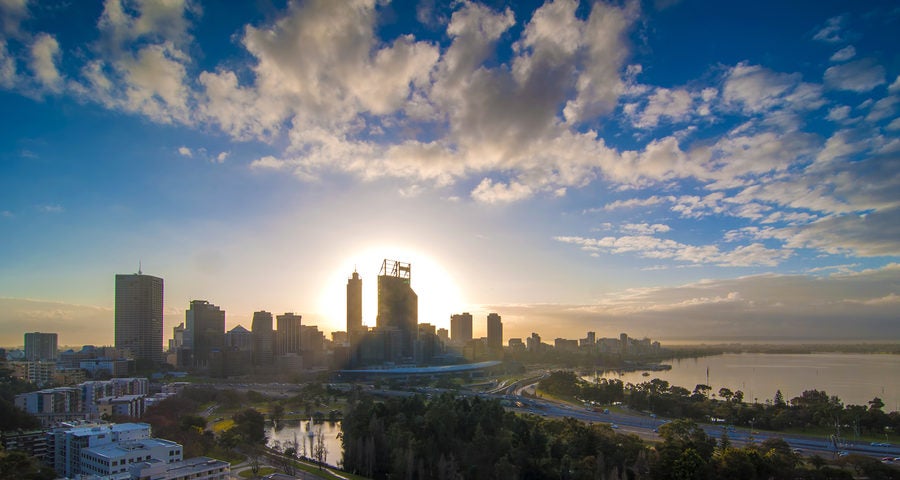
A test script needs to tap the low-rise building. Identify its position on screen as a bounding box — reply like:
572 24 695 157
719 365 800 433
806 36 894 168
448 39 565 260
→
80 437 182 477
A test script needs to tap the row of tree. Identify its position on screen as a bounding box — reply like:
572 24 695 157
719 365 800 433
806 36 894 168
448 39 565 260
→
539 371 900 437
341 393 899 479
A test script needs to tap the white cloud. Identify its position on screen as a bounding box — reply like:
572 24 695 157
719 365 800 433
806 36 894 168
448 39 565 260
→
562 0 638 123
630 87 693 128
29 33 62 92
826 105 852 122
723 63 824 115
620 222 671 234
177 146 192 157
824 58 886 92
761 207 900 257
0 0 29 36
38 203 63 213
0 39 15 87
555 234 791 267
813 16 844 43
889 75 900 94
865 95 897 122
830 45 856 62
69 0 197 123
471 178 533 204
249 155 288 171
215 151 228 163
598 195 668 211
886 118 900 131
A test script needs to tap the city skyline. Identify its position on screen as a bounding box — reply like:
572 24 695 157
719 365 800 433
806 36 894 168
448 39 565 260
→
1 0 899 346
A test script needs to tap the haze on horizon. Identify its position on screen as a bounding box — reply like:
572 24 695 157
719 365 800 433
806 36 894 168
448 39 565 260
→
1 0 899 348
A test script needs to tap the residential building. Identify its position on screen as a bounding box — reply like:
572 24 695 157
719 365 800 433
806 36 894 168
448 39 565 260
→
450 313 473 345
115 271 164 364
24 332 58 362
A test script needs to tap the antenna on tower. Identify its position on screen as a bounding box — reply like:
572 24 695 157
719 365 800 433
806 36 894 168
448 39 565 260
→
138 260 142 275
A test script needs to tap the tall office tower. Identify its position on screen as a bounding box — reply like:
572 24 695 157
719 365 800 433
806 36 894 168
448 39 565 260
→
376 259 418 359
184 300 225 368
346 270 362 333
251 311 274 366
24 332 58 361
450 312 473 345
115 271 164 364
275 313 302 356
487 313 502 351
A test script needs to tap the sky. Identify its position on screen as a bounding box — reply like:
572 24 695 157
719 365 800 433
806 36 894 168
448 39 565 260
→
0 0 899 347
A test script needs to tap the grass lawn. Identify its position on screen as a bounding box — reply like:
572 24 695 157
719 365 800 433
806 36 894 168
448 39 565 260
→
238 466 276 478
211 418 234 433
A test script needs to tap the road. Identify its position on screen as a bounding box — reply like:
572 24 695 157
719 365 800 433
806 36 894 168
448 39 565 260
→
498 380 900 461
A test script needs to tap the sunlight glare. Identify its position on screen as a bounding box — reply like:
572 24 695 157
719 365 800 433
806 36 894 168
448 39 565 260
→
317 246 466 334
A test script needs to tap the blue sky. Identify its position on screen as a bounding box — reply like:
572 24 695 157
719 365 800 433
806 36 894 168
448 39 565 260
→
1 0 898 346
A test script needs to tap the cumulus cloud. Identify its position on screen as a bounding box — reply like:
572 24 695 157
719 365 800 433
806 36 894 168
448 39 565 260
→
177 146 192 157
69 0 198 123
824 58 886 92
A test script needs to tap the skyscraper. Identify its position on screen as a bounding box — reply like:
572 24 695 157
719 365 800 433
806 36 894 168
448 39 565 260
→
24 332 58 362
115 272 164 364
347 270 362 334
487 313 503 351
251 311 274 366
184 300 225 368
450 312 473 345
376 259 418 359
276 312 302 356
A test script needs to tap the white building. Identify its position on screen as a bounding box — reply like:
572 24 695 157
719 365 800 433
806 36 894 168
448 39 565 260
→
127 456 230 480
49 422 154 477
80 437 182 477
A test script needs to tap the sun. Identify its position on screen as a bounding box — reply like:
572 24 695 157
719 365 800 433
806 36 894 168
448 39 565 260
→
317 246 466 335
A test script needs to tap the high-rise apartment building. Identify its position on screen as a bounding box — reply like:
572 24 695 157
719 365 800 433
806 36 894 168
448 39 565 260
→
376 260 418 359
115 272 164 364
251 311 274 366
24 332 58 362
450 312 473 345
487 313 502 351
184 300 225 368
276 313 302 356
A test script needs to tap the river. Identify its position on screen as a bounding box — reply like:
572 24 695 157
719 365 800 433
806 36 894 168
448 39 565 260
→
266 420 343 467
589 353 900 409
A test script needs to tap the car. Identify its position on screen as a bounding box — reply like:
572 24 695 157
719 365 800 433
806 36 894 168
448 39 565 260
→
838 451 849 457
610 424 619 429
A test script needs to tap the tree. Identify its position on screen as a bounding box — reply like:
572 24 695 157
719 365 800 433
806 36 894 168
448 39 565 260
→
227 408 267 446
868 397 885 411
773 389 786 406
314 426 328 468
